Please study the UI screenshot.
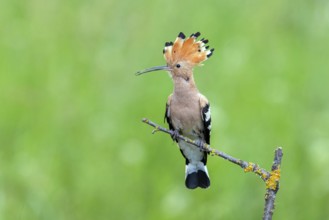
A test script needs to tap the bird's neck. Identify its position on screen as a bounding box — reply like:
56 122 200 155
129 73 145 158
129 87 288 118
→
172 75 199 98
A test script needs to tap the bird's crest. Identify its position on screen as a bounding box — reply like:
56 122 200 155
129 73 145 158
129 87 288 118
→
163 32 214 66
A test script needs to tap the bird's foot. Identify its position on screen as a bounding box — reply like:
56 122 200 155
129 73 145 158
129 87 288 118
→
170 130 180 142
195 139 205 151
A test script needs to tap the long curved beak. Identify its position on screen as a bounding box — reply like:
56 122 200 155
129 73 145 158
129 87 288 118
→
135 65 171 76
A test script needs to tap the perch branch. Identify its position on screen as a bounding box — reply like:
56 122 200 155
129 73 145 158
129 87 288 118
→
141 118 283 220
142 118 271 180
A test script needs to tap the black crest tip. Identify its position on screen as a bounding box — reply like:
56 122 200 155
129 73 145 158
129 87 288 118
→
178 32 186 39
165 41 173 47
207 48 215 58
202 39 209 44
194 32 201 38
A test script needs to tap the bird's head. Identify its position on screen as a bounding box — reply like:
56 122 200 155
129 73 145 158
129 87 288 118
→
136 32 214 81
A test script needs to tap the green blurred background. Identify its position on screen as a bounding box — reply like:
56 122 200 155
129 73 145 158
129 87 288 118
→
1 0 329 219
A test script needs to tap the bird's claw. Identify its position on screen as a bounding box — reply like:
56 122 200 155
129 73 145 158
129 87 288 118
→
170 130 180 142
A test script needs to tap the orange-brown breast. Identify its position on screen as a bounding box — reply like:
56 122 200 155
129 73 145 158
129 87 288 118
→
169 92 203 139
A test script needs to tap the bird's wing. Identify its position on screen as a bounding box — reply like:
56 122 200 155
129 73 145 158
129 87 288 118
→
164 94 175 131
200 95 211 145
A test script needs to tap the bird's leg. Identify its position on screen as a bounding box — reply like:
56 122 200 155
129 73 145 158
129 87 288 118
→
170 129 180 142
195 139 205 151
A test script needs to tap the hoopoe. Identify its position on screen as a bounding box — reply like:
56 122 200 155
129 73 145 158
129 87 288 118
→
136 32 214 189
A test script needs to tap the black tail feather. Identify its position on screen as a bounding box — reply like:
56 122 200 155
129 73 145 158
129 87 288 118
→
185 172 198 189
185 171 210 189
197 170 210 188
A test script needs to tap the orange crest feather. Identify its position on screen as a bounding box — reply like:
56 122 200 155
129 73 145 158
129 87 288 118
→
163 32 214 66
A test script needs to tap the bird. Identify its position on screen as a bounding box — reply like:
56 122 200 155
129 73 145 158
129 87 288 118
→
136 32 214 189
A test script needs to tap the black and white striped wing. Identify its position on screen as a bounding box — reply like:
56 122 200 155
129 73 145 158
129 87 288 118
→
201 103 211 145
165 103 175 133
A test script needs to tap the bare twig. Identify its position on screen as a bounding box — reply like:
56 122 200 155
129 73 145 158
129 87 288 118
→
141 118 283 220
263 147 283 220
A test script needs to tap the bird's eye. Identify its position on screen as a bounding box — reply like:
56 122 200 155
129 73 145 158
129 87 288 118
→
176 64 181 68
